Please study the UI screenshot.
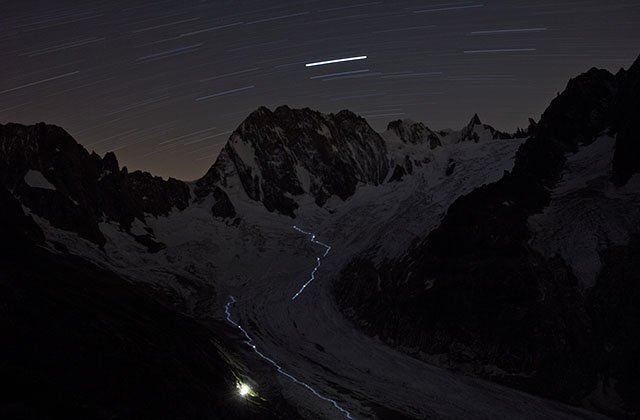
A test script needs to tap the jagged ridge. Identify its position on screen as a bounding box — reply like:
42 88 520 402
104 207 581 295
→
196 105 389 217
0 122 190 249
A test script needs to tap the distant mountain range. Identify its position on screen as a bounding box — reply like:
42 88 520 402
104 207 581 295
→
1 54 638 419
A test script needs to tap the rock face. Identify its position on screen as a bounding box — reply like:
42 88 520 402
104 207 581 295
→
128 170 190 216
385 115 512 148
0 123 190 248
612 55 640 185
211 186 236 219
386 119 442 149
336 55 640 417
451 114 513 143
196 106 389 216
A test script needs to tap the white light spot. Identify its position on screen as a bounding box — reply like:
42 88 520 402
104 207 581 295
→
238 383 251 397
225 295 353 419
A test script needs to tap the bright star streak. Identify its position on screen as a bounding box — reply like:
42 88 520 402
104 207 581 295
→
471 27 547 35
0 71 80 95
305 56 367 67
413 4 484 13
224 296 353 419
195 85 255 101
310 69 370 80
463 48 537 54
291 226 331 300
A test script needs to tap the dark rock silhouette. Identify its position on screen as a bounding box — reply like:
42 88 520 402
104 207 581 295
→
0 123 190 249
386 119 442 149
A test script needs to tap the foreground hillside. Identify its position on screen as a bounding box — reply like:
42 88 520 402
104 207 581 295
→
0 185 292 420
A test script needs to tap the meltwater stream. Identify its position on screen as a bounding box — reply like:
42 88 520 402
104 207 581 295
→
224 226 352 419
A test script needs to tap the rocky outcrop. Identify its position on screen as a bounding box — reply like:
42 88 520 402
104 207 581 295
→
196 106 389 216
386 119 442 149
587 236 640 415
612 56 640 186
456 114 513 143
128 170 190 216
211 186 236 219
388 164 407 182
0 123 191 248
514 118 538 138
336 55 640 417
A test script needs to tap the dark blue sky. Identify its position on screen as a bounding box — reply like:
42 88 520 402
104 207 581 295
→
2 0 639 179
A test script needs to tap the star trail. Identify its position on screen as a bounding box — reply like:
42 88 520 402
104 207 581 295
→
1 0 639 179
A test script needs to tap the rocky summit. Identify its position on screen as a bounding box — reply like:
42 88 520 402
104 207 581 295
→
196 105 389 216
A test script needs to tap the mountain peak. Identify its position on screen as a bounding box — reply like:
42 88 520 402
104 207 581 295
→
386 119 441 149
196 105 389 216
469 113 482 126
627 52 640 76
386 119 417 131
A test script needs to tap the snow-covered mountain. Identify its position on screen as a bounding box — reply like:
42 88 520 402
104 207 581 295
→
2 55 639 419
195 105 389 217
336 54 640 418
385 118 442 148
191 106 523 220
0 111 538 419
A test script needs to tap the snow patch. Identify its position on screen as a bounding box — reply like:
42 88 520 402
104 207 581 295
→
529 135 640 288
24 170 55 190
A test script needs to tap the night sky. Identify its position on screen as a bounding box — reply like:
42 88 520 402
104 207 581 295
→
2 1 639 180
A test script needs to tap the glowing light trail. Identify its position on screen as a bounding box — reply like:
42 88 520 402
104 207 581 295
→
305 56 367 67
291 225 331 300
224 296 353 419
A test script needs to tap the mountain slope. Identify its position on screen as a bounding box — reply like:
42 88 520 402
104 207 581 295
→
335 55 640 417
0 184 291 420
